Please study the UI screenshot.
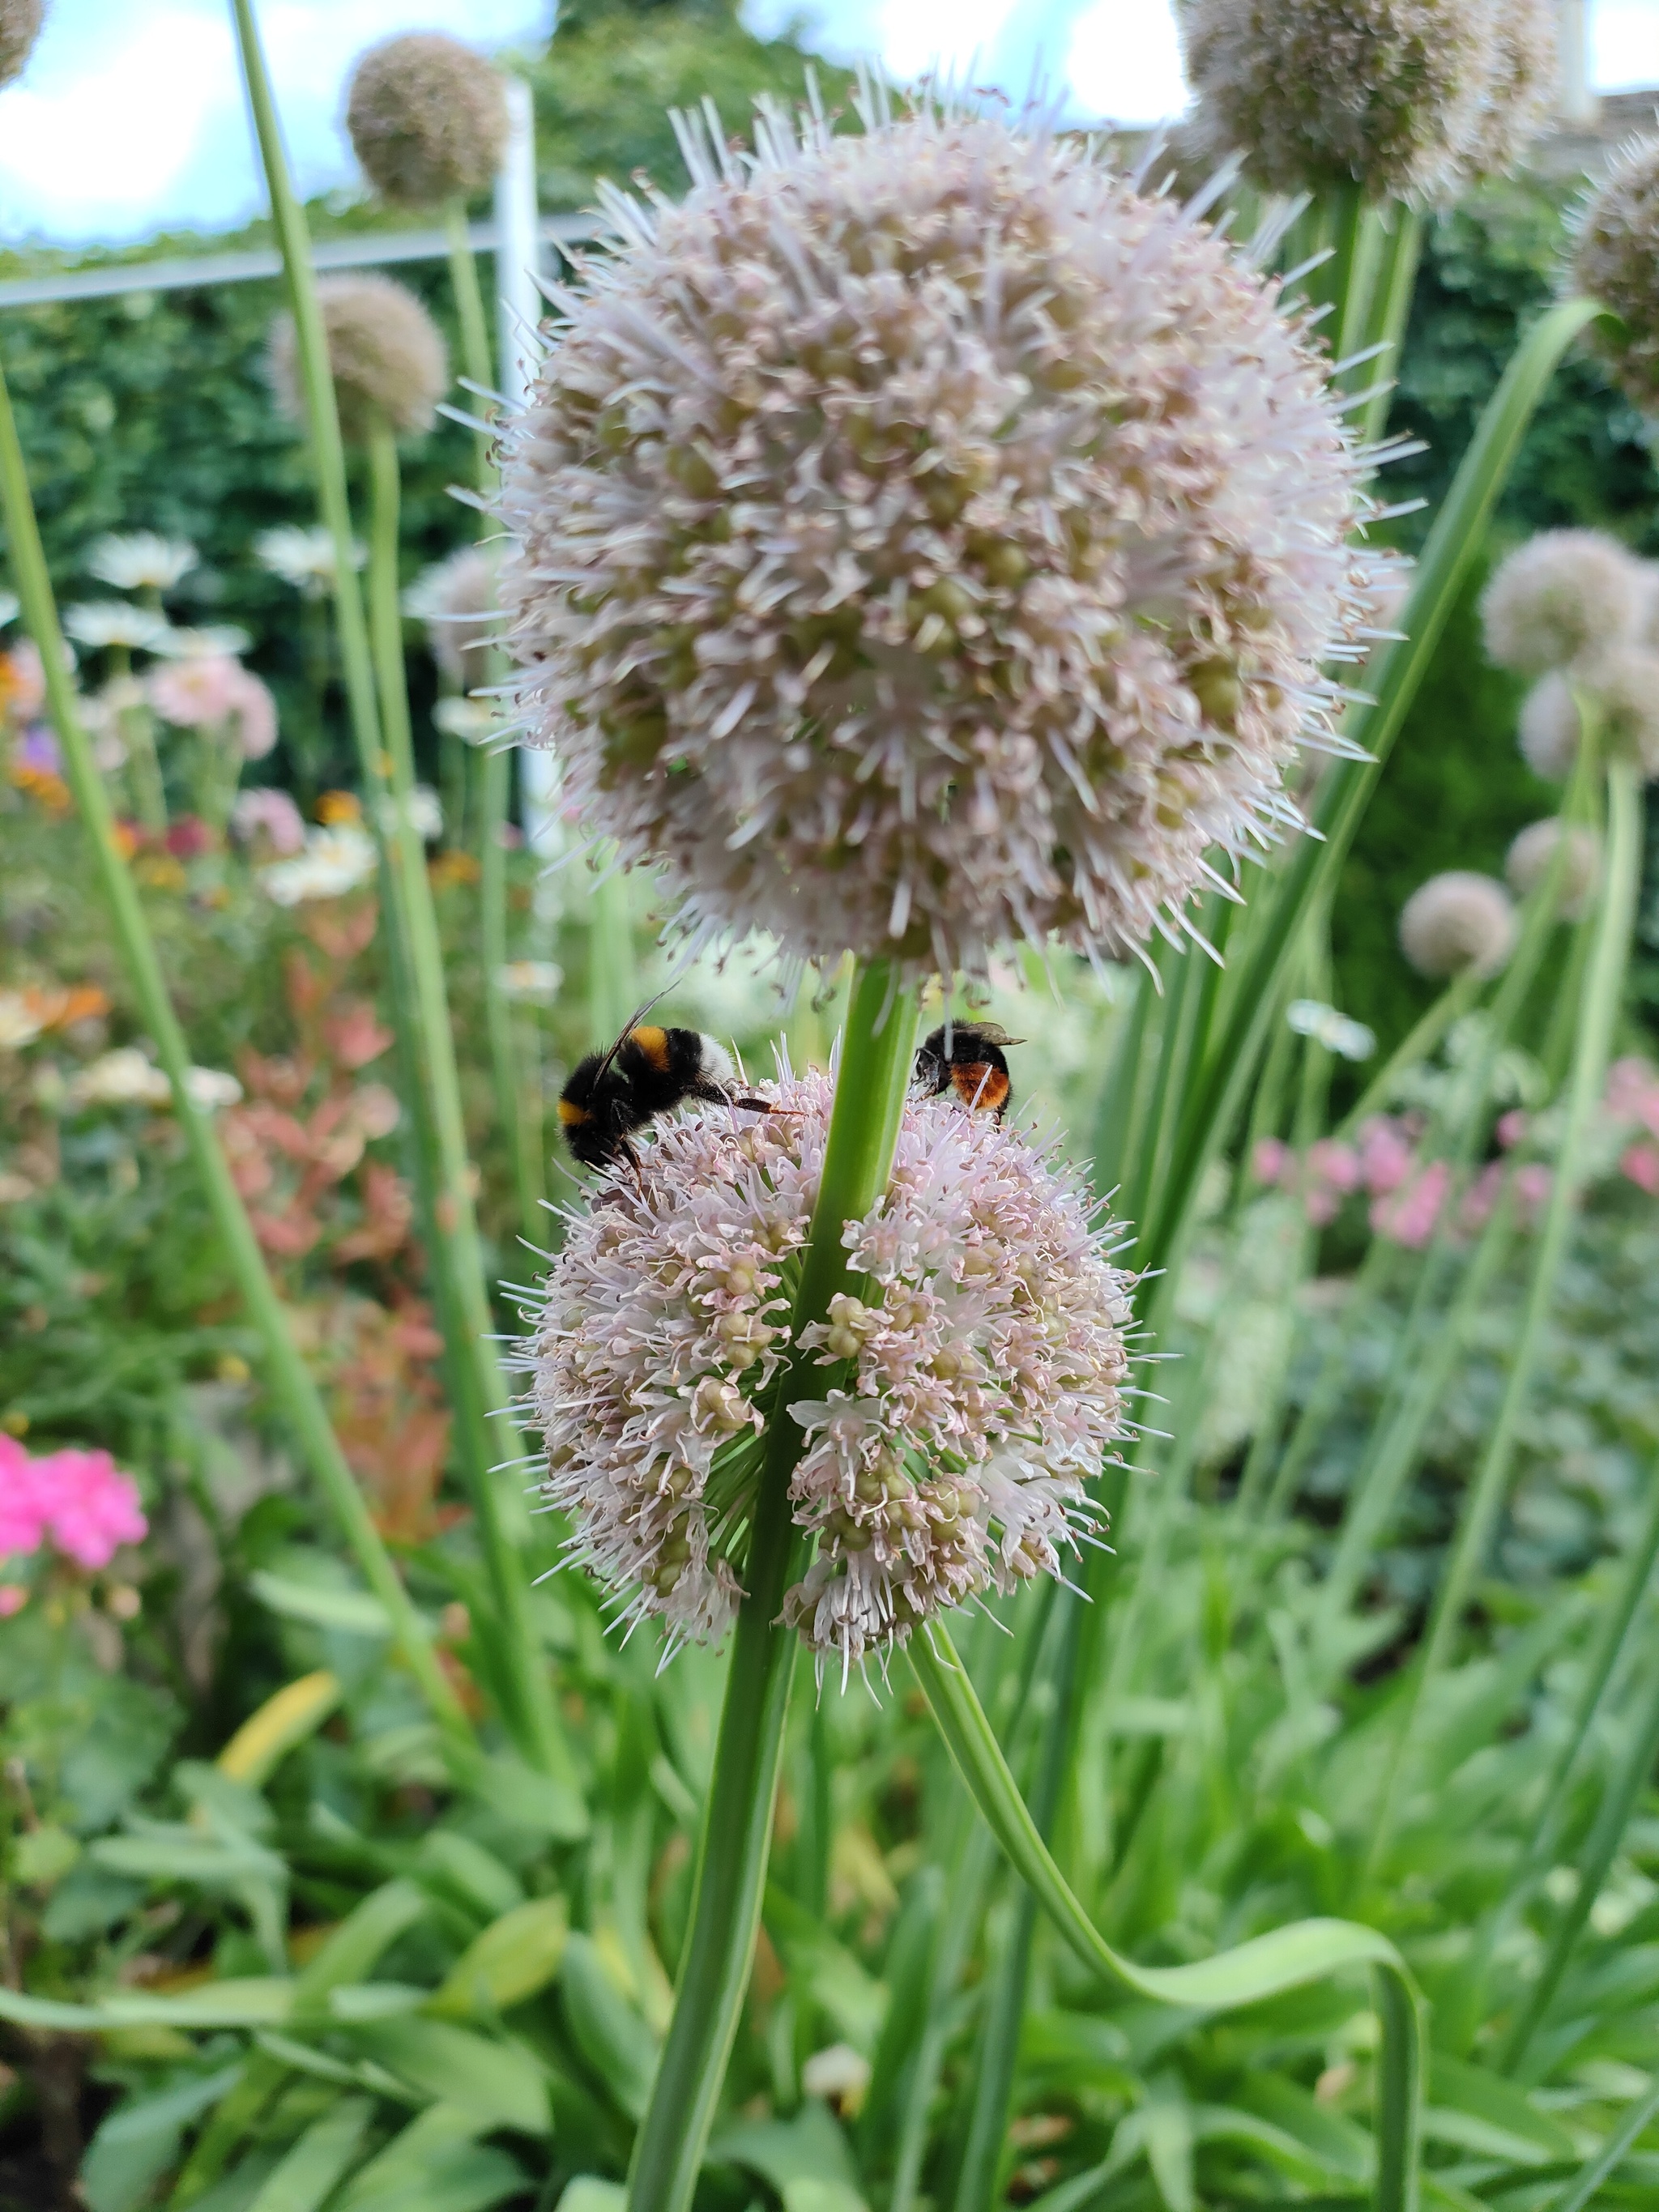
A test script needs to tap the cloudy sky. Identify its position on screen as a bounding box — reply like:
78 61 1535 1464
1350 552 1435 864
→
2 0 1657 246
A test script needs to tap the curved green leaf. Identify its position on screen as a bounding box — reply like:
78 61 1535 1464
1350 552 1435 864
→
0 1979 294 2034
910 1628 1422 2211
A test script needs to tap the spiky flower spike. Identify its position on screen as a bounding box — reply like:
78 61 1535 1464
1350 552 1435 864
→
0 0 42 87
518 1070 1134 1664
1399 870 1517 978
498 99 1375 982
270 274 448 445
1480 529 1645 679
1506 817 1601 921
345 32 510 209
1183 0 1495 202
1573 134 1659 415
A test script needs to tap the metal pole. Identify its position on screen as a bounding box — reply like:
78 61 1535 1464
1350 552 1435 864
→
494 74 561 861
1557 0 1597 128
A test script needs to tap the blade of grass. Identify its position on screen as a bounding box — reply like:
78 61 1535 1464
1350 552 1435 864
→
627 962 920 2212
1545 2073 1659 2210
0 352 470 1749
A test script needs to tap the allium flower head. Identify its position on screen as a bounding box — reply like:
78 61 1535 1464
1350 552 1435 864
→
1481 530 1645 678
345 32 509 207
406 545 498 682
270 274 448 443
1183 0 1495 202
519 1068 1135 1664
0 0 42 88
1504 816 1601 922
1573 134 1659 414
1518 671 1581 782
500 100 1375 982
1398 869 1517 978
87 532 197 592
1454 0 1555 184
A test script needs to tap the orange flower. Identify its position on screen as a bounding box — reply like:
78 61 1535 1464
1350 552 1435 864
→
11 762 71 814
22 984 112 1032
315 789 362 826
428 849 480 890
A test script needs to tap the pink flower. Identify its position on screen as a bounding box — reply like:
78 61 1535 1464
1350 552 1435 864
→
1621 1142 1659 1196
0 1435 48 1562
165 814 214 858
1606 1056 1655 1119
1371 1159 1450 1248
1252 1136 1290 1186
30 1448 147 1570
149 658 277 760
1357 1116 1414 1197
1496 1109 1529 1151
1461 1160 1505 1232
1515 1162 1554 1225
231 786 306 855
0 1586 28 1617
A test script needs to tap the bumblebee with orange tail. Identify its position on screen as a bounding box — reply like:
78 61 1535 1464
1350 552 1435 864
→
915 1021 1022 1120
559 1016 776 1173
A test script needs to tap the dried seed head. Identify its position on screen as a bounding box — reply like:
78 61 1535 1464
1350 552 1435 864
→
1399 869 1517 978
1505 816 1601 920
516 1068 1135 1664
270 274 448 444
499 101 1374 983
0 0 42 87
345 32 510 207
1518 672 1582 782
1183 0 1496 202
1572 134 1659 414
1580 645 1659 775
1453 0 1556 184
406 546 498 682
1481 530 1646 677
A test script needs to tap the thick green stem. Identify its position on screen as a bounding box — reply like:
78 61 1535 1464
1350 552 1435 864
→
1360 206 1425 450
365 413 573 1784
627 963 919 2212
0 347 468 1747
1365 761 1643 1882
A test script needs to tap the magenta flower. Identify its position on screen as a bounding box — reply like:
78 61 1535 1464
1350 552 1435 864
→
1371 1159 1450 1248
0 1440 147 1574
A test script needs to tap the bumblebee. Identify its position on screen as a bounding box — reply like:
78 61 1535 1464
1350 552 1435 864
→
559 1016 770 1172
915 1021 1023 1119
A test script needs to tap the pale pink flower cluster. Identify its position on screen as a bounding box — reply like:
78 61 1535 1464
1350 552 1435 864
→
500 102 1375 982
148 655 278 760
231 785 307 855
0 1436 147 1610
1256 1113 1449 1240
519 1070 1134 1664
1606 1056 1659 1195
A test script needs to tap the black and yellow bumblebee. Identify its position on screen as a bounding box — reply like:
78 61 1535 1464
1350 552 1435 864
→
914 1021 1022 1120
558 1014 774 1172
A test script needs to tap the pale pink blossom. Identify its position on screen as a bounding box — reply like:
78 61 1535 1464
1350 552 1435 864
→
0 1586 27 1617
1621 1142 1659 1195
1496 1109 1529 1150
1371 1159 1450 1247
149 657 277 759
1607 1056 1659 1137
517 1065 1134 1664
1304 1139 1360 1225
1252 1136 1290 1186
1460 1160 1505 1232
231 786 306 855
1514 1162 1554 1225
1357 1115 1414 1196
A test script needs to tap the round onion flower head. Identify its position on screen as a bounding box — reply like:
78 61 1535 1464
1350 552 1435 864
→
1506 816 1601 920
1453 0 1555 185
498 100 1375 982
406 545 498 682
270 274 448 445
1572 134 1659 415
1519 673 1580 782
1399 869 1518 978
1182 0 1495 202
0 0 42 87
517 1069 1136 1666
1480 530 1646 678
345 32 509 209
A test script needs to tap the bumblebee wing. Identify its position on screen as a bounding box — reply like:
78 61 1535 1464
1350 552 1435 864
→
586 988 672 1088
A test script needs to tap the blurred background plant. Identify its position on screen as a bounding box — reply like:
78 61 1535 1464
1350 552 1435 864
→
10 0 1659 2207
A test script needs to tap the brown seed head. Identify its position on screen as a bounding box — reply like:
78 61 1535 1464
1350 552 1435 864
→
345 32 509 207
269 273 448 444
